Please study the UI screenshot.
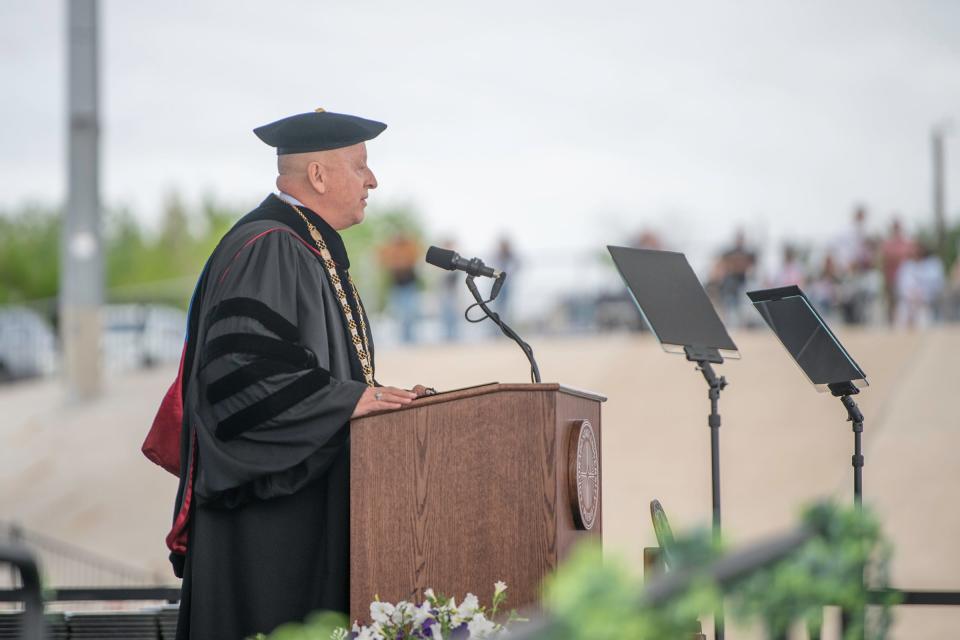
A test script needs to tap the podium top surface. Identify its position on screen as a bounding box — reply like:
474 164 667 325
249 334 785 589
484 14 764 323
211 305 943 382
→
355 382 606 420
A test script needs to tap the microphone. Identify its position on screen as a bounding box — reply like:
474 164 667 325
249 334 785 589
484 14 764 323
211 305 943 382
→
425 246 502 279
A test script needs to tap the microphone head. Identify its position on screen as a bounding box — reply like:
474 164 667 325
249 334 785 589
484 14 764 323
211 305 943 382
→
426 246 458 271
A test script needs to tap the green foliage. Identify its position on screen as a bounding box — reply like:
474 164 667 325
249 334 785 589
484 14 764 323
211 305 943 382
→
0 196 425 311
732 503 897 639
249 612 348 640
0 204 61 303
943 220 960 270
104 193 241 307
540 502 894 640
541 541 721 640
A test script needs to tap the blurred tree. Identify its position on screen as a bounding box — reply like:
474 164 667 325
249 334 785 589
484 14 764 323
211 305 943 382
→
0 196 425 311
0 204 60 304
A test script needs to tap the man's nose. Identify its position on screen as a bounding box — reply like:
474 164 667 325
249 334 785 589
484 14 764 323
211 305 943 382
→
367 170 378 190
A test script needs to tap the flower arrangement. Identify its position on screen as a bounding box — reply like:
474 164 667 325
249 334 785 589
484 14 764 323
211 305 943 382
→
334 581 521 640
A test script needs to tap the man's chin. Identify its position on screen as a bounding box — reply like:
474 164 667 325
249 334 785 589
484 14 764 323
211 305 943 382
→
351 209 366 227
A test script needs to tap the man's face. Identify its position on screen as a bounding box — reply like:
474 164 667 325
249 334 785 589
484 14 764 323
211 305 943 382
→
320 143 378 229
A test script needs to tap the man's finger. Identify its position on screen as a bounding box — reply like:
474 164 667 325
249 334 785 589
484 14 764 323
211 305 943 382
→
379 391 414 403
383 386 417 398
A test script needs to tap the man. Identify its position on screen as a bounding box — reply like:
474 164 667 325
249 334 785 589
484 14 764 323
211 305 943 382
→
162 109 427 639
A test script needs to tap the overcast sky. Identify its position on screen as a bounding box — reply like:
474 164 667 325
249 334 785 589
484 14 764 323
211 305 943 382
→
1 0 959 272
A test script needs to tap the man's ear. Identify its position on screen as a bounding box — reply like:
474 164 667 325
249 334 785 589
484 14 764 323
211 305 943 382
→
307 161 327 195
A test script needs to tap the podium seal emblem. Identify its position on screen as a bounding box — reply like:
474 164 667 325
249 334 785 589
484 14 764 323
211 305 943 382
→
567 419 599 530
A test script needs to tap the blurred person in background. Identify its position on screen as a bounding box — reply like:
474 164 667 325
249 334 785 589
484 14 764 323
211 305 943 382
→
492 235 520 325
880 217 917 324
831 205 880 324
438 237 461 341
711 228 757 327
831 206 874 273
895 242 946 329
378 229 422 343
631 228 664 251
772 244 806 287
808 253 843 318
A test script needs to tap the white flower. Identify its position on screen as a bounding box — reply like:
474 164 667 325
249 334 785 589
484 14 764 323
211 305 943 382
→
413 601 433 627
457 593 480 618
369 601 395 625
424 588 436 601
356 627 385 640
467 612 497 638
392 600 415 625
429 623 444 640
494 581 507 597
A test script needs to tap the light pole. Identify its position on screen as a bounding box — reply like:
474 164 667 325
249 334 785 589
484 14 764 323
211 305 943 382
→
61 0 103 400
931 121 953 257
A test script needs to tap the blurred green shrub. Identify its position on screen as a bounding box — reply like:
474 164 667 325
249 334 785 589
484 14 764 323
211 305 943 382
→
540 502 895 640
0 195 423 311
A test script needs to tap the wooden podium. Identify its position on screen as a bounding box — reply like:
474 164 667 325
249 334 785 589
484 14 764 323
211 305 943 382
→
350 383 605 622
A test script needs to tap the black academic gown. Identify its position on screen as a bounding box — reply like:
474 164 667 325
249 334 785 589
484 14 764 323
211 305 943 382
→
174 194 373 640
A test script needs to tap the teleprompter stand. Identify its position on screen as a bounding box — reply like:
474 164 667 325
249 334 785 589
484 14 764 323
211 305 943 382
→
609 246 740 640
748 285 870 639
747 285 869 509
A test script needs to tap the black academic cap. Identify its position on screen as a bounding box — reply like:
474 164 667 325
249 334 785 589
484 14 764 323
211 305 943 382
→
253 108 387 155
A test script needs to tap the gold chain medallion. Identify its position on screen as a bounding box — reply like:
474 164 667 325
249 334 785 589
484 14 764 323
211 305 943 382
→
288 203 375 387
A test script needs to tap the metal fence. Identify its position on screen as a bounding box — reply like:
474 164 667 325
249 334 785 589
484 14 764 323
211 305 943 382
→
0 522 165 590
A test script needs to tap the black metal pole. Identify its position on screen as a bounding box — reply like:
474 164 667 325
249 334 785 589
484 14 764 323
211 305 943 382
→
709 381 722 537
698 360 727 640
0 544 44 640
834 388 865 638
839 394 864 508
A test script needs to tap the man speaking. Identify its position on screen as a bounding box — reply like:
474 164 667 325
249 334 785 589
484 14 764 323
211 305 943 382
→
161 109 424 639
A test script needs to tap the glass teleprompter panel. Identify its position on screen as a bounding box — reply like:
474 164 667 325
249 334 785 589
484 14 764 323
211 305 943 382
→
749 287 866 392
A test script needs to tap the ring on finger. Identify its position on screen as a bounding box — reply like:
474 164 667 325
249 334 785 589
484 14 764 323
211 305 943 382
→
375 391 383 401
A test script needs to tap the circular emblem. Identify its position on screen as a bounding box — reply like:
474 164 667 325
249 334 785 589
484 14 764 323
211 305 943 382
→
567 420 600 530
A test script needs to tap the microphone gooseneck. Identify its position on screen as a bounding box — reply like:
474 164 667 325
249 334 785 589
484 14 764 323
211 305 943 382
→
424 247 541 383
463 275 541 383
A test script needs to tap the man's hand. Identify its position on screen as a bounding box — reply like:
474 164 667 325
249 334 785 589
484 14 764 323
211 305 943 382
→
351 386 417 419
411 384 437 398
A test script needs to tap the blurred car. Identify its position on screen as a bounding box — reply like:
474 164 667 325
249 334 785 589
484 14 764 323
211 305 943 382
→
0 306 57 382
102 304 186 372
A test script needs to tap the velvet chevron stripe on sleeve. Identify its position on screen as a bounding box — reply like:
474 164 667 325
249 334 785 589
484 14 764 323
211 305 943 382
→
201 334 317 371
206 359 303 405
204 297 300 343
214 368 332 440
